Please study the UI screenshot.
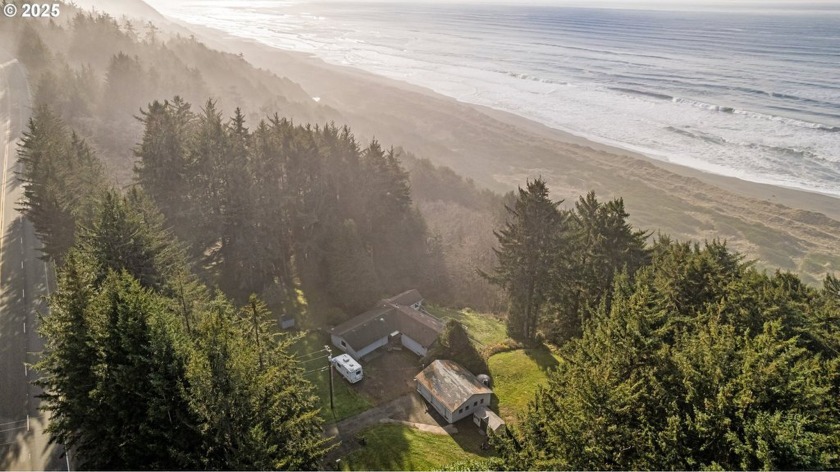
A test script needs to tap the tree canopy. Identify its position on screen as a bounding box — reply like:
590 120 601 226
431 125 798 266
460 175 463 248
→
496 240 840 470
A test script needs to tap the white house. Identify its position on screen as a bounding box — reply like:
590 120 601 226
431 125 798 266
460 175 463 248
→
414 360 493 423
330 290 443 361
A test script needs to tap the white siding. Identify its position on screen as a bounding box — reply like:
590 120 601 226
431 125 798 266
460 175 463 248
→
450 393 492 423
401 335 427 357
417 382 450 419
355 336 389 359
331 335 361 360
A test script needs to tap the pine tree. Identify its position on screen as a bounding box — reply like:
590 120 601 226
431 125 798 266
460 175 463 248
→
78 189 184 293
102 52 148 118
134 97 195 242
485 178 567 342
553 192 649 342
18 106 105 263
186 294 331 469
500 242 840 470
217 108 261 298
324 219 381 314
86 271 202 469
35 251 101 452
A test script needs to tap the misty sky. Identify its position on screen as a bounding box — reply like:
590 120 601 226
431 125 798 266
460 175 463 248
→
139 0 840 16
143 0 840 5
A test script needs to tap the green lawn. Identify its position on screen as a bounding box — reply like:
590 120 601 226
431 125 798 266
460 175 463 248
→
426 305 508 347
488 348 560 423
291 330 372 422
341 424 494 471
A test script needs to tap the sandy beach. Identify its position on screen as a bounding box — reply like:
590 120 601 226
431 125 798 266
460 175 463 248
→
169 20 839 281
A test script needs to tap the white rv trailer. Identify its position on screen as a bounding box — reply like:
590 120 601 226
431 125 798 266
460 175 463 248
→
331 354 363 383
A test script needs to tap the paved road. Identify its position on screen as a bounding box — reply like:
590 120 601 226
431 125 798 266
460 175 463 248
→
0 48 66 471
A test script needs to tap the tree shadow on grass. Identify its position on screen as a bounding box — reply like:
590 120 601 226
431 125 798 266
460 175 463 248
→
448 417 499 466
335 424 413 471
524 346 559 373
427 319 489 376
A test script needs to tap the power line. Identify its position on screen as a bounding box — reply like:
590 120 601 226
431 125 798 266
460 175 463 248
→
302 366 329 376
0 424 28 434
0 419 27 428
295 348 329 360
299 354 330 364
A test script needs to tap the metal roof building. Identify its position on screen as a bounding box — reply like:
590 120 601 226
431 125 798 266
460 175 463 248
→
414 360 492 423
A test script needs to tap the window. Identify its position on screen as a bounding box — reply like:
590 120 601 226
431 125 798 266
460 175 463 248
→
474 401 478 406
466 405 470 410
458 408 463 414
340 340 346 347
480 398 484 404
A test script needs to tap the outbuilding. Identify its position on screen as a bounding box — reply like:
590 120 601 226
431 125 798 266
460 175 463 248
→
473 406 505 434
414 360 492 423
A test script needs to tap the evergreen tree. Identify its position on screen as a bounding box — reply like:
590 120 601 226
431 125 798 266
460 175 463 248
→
500 242 840 470
134 97 195 242
86 271 202 470
486 178 567 342
102 52 148 118
550 192 649 342
186 99 234 257
16 25 52 72
18 107 105 263
324 219 381 314
187 294 330 469
217 108 260 297
79 189 183 292
38 192 329 469
36 251 101 453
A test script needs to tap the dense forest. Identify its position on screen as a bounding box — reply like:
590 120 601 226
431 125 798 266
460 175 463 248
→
0 5 504 316
8 3 840 471
482 181 840 470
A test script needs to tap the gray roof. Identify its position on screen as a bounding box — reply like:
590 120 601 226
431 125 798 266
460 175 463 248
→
393 305 443 346
414 360 492 412
331 291 442 352
475 406 505 432
385 289 423 307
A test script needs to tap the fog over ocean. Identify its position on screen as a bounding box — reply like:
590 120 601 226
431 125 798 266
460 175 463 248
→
152 1 840 196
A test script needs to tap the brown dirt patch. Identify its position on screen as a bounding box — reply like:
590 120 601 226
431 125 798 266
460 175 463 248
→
357 349 424 405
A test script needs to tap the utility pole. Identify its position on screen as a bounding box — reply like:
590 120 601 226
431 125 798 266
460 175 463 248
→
324 345 335 418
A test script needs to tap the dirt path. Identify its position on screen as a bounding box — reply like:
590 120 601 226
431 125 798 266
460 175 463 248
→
379 418 456 435
323 392 452 466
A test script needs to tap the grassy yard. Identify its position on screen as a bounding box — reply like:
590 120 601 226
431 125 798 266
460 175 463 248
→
291 330 372 422
426 305 508 348
428 305 560 423
488 348 560 423
341 424 495 471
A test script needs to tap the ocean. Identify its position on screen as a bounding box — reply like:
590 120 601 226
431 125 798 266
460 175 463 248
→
150 1 840 197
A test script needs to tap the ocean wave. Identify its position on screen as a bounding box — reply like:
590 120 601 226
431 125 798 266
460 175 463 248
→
496 69 567 85
671 97 840 132
610 87 673 101
156 1 840 197
665 126 728 145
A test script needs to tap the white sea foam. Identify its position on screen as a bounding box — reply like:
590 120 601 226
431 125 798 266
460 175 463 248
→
151 1 840 197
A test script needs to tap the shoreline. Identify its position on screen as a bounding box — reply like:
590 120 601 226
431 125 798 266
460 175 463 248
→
173 20 840 221
167 17 840 227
